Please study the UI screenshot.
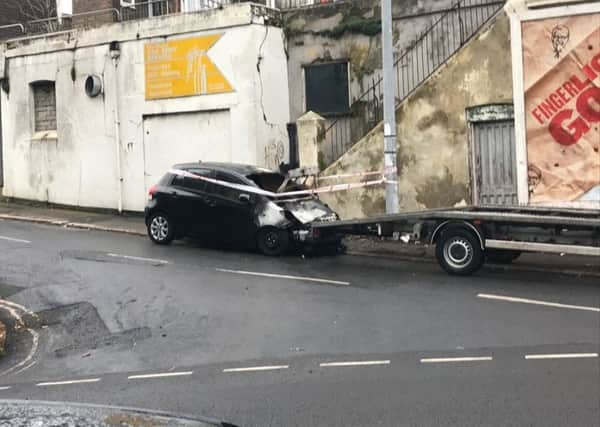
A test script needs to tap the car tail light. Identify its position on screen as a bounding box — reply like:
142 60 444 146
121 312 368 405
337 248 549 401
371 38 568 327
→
148 184 157 200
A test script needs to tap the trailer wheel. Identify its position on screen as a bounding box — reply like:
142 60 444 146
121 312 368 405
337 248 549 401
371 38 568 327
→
435 227 484 276
486 249 521 264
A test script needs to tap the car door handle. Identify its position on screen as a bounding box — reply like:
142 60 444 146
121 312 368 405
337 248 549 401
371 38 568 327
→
170 191 178 198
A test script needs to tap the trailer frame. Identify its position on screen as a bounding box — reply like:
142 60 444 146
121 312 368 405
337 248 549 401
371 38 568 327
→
311 205 600 275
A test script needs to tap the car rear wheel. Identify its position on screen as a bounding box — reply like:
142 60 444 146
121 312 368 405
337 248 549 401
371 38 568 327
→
257 227 290 256
148 213 174 245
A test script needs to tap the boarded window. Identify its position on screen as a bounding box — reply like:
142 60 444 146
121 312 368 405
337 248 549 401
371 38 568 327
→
32 81 57 132
304 61 349 116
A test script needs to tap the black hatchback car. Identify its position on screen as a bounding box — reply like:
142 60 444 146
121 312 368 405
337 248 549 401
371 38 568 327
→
145 162 341 255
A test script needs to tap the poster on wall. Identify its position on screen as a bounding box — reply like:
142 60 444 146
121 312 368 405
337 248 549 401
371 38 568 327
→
522 13 600 205
144 34 233 100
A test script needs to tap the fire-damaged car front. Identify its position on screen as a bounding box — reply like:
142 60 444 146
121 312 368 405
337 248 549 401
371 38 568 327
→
249 175 342 250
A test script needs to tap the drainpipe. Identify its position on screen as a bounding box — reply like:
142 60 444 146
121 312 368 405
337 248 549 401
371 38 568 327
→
109 42 123 213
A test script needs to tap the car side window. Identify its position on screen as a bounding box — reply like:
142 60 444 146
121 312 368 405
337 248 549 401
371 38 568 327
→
171 174 185 188
213 172 243 201
184 168 212 192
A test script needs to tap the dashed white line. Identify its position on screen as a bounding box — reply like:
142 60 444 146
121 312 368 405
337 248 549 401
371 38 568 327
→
477 293 600 313
222 365 289 373
127 371 194 380
420 356 493 364
525 353 599 360
319 360 391 367
0 235 31 244
0 386 11 391
107 253 169 265
37 378 101 387
215 268 350 286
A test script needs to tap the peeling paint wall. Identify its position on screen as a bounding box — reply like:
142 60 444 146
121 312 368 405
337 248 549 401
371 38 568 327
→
320 11 513 219
0 4 290 211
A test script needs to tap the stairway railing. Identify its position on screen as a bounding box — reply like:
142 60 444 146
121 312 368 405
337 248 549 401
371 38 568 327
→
323 0 506 166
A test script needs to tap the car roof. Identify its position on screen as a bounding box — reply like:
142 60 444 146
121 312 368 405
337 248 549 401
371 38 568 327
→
172 162 277 176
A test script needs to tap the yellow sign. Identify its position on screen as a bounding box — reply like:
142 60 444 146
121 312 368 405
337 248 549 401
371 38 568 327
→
144 34 233 100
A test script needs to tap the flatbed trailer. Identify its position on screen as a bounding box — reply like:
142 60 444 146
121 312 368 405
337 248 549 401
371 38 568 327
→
311 206 600 275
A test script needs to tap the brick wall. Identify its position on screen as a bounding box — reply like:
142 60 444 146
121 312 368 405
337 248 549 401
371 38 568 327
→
73 0 180 14
0 0 56 25
0 3 21 26
72 1 180 24
33 82 57 132
73 0 119 14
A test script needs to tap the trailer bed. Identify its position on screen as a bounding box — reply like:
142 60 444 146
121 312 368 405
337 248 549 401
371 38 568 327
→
310 205 600 275
313 206 600 231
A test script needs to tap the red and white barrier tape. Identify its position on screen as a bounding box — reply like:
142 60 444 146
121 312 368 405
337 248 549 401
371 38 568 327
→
169 169 388 198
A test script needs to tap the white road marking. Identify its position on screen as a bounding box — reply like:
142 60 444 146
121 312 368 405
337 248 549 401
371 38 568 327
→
0 300 39 377
37 378 101 387
216 268 350 286
0 386 11 391
0 235 31 244
478 293 600 313
319 360 391 367
222 365 289 373
420 356 493 363
0 298 37 315
127 371 194 380
525 353 599 360
107 253 169 265
12 360 37 375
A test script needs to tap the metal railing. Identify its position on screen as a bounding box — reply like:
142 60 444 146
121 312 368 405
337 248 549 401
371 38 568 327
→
0 0 256 40
275 0 337 10
121 0 170 21
0 9 122 38
323 0 506 166
0 23 25 39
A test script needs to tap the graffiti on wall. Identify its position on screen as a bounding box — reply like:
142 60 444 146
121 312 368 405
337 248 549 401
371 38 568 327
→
144 34 233 100
264 139 285 170
522 14 600 204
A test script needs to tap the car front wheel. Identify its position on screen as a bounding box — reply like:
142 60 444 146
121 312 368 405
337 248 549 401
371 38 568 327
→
257 227 290 256
147 213 174 245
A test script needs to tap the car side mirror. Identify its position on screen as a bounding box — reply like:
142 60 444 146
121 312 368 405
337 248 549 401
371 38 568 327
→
238 193 252 204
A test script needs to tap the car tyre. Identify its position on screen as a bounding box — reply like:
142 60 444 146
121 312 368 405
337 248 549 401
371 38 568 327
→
257 227 290 256
147 212 174 245
435 227 484 276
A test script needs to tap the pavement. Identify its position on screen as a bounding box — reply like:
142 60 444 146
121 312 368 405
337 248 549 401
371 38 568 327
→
1 198 598 277
0 198 144 236
0 400 233 426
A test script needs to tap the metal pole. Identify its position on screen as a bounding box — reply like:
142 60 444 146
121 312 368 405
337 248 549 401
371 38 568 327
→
381 0 399 214
111 46 123 213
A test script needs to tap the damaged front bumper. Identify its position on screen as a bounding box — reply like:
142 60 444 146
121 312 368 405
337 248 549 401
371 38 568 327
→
291 223 342 245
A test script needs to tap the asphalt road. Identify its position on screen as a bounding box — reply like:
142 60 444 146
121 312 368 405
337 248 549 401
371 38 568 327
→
0 219 598 426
